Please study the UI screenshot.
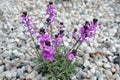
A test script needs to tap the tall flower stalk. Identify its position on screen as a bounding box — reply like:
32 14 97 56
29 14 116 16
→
20 12 40 57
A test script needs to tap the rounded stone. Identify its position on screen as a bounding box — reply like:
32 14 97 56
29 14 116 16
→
111 67 116 73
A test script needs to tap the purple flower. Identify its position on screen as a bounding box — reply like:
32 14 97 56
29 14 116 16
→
66 49 77 60
20 12 34 34
72 28 77 39
59 22 64 29
39 33 50 48
66 52 74 60
79 18 98 41
52 34 62 47
46 2 56 26
42 46 55 62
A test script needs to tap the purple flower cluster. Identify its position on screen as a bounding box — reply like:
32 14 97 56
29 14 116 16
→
20 2 99 62
20 12 34 34
36 28 55 61
42 46 55 62
79 18 98 41
52 23 64 47
46 2 56 26
66 49 77 60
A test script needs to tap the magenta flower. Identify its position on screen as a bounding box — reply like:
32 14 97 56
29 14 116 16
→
66 52 74 61
39 33 50 48
79 18 98 41
46 2 56 26
66 49 77 60
42 46 55 62
58 22 64 31
72 28 77 39
36 28 51 48
20 12 34 34
52 34 62 47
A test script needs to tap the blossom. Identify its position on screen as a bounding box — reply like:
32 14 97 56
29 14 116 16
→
42 46 55 62
36 28 51 48
20 12 34 34
79 18 98 41
46 2 56 26
58 22 64 30
66 52 74 60
72 28 77 39
52 34 62 47
39 33 50 48
66 49 77 60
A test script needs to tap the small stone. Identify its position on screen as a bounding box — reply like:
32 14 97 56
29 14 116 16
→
71 76 77 80
17 67 25 76
103 63 111 69
41 77 48 80
26 65 32 73
10 54 17 60
107 56 113 62
1 51 11 58
95 72 101 79
5 71 12 79
111 67 116 73
90 76 97 80
26 71 36 80
113 56 120 63
33 74 41 80
83 60 90 67
95 61 103 67
0 72 5 79
64 41 69 47
116 77 120 80
0 60 3 65
90 67 96 74
104 70 112 76
0 65 4 73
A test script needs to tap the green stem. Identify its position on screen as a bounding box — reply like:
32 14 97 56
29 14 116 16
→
30 33 40 58
76 40 82 51
25 21 40 58
69 37 81 51
62 37 66 53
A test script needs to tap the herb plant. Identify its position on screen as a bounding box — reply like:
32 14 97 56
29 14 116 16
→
20 1 98 80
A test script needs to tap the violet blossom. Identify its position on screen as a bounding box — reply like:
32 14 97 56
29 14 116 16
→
79 18 98 41
58 22 64 31
46 2 56 26
66 49 77 60
52 34 62 47
72 28 77 39
20 12 34 34
42 46 55 62
36 28 50 48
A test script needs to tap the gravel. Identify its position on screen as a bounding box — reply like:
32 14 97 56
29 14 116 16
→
0 0 120 79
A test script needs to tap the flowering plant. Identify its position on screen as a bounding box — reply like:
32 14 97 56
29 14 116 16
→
20 1 98 80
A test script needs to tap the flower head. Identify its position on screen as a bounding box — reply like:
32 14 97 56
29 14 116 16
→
20 12 34 34
42 47 55 62
79 19 98 41
46 2 56 26
72 28 77 39
66 52 74 61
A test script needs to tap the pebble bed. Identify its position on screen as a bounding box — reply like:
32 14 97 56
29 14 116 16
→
0 0 120 80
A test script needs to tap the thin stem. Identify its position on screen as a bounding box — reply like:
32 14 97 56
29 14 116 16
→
76 40 82 51
25 21 40 58
30 33 40 58
69 37 81 51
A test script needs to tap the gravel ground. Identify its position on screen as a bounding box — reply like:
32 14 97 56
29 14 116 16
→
0 0 120 80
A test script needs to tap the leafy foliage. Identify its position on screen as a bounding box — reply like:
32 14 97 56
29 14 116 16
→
33 53 76 80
